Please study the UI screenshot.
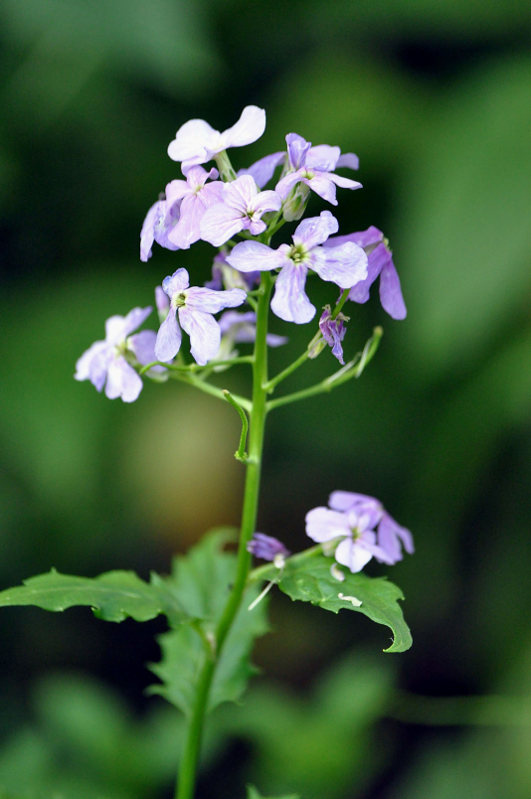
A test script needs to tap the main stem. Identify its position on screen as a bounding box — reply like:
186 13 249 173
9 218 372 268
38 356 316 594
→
175 273 272 799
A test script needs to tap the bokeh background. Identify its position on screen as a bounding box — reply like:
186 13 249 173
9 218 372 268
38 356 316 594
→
1 2 530 797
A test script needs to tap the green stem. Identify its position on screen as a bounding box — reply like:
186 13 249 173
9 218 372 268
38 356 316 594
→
175 273 272 799
168 371 252 413
267 326 383 412
264 288 352 393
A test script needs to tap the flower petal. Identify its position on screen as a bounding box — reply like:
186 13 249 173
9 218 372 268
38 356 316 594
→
220 105 266 149
335 538 373 573
184 286 246 314
163 268 190 298
74 341 109 391
178 308 220 365
380 254 407 320
200 203 244 246
239 151 285 187
226 241 289 273
167 119 216 164
306 144 340 171
329 491 377 511
105 357 143 403
293 210 338 250
271 263 315 324
155 308 182 362
305 507 350 543
336 152 360 170
311 242 368 288
129 330 158 365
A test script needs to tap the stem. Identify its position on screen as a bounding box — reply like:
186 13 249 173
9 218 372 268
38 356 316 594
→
175 273 272 799
266 326 383 412
264 288 352 393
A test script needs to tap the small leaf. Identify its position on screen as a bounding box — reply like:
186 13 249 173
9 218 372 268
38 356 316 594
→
278 555 412 653
150 530 269 714
247 786 300 799
0 569 186 624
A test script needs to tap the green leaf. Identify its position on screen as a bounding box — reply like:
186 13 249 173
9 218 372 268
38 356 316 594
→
150 530 269 714
277 554 411 653
0 569 185 624
246 787 300 799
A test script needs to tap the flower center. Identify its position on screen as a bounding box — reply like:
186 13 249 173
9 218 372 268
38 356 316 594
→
174 291 187 308
288 243 308 264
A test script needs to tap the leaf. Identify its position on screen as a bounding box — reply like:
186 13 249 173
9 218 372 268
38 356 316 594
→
246 786 300 799
277 554 411 653
0 569 186 624
150 530 269 714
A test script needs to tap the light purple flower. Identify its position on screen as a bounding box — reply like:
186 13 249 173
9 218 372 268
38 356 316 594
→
329 491 414 565
75 307 154 403
305 491 413 573
324 227 406 320
319 305 348 364
167 106 266 171
247 532 290 561
226 210 368 324
275 133 362 214
240 134 359 190
164 166 224 249
200 175 281 246
140 198 180 262
154 268 246 365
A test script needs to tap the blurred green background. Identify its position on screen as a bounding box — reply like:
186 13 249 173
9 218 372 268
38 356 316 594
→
1 1 530 797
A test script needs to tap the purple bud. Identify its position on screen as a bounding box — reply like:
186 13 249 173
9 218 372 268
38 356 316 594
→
247 533 290 561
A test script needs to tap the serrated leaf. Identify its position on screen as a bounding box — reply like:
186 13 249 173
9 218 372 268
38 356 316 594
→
247 786 300 799
150 531 269 714
278 555 411 653
0 569 186 624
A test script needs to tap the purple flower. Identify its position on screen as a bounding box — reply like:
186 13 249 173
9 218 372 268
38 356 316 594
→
329 491 414 564
305 491 414 573
200 175 281 246
75 307 155 403
275 133 362 216
167 106 266 171
319 305 348 364
164 166 224 249
240 134 359 191
226 210 368 324
324 227 406 320
154 268 246 365
140 197 180 262
247 533 290 561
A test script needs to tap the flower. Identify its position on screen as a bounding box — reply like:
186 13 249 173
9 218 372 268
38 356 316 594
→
226 210 368 323
154 268 246 365
275 133 362 216
329 491 414 564
240 133 359 190
200 175 281 246
164 166 224 249
167 106 266 171
319 305 348 364
324 227 406 320
305 491 413 573
75 307 155 402
140 197 180 262
247 533 290 561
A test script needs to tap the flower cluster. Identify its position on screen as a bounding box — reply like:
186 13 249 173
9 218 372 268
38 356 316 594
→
306 491 414 573
76 104 407 400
